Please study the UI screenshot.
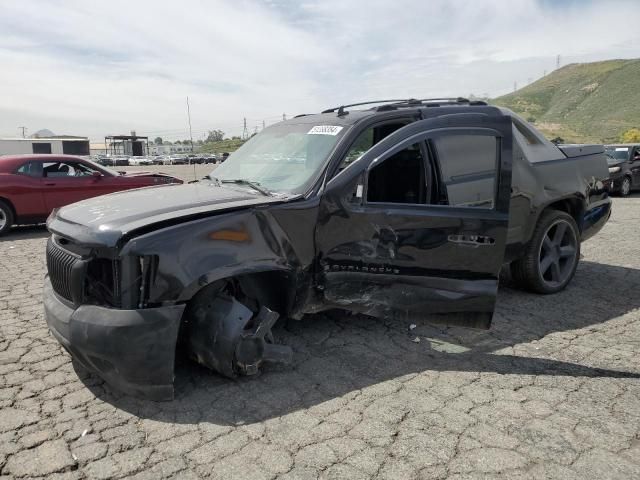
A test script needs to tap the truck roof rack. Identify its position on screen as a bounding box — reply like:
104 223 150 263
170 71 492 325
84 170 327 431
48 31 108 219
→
321 99 411 114
321 97 487 115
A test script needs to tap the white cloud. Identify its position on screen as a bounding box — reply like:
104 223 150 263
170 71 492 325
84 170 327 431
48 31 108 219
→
0 0 638 140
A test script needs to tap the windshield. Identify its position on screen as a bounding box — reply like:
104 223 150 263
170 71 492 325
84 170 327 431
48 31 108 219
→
605 147 630 164
211 123 347 194
86 159 119 176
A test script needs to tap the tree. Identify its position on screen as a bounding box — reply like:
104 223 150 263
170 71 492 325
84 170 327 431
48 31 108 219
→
621 128 640 143
206 129 225 142
154 137 163 145
175 140 182 145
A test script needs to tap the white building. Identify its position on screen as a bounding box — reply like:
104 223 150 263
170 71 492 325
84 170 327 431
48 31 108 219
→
148 144 191 155
0 137 90 156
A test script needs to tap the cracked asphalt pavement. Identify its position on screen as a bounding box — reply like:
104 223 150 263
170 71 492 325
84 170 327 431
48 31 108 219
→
1 175 639 479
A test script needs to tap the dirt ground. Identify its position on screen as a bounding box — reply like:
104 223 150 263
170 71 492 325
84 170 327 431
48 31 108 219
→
0 169 639 479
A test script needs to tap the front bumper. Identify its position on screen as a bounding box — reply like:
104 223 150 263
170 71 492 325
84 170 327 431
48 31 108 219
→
43 276 185 401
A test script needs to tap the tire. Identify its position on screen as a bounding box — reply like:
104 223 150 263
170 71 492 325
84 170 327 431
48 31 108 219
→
0 200 14 236
620 176 632 197
511 210 580 294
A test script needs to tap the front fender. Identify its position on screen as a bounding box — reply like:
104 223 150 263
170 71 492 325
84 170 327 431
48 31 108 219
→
120 209 303 304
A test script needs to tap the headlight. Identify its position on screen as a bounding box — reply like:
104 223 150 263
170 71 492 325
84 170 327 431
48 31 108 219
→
608 166 621 173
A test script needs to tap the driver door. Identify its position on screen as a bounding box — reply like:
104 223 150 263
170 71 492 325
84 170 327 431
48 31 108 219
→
315 114 513 329
42 160 100 210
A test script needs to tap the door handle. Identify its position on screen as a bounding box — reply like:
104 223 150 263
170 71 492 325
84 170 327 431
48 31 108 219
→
448 234 495 246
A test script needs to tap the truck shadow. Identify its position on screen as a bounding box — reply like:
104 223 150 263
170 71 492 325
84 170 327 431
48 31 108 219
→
0 224 49 241
78 260 640 424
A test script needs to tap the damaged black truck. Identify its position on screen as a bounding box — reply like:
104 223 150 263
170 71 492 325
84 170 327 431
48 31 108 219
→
43 99 611 400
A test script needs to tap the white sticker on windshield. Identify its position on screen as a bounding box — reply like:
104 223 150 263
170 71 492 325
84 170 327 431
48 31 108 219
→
308 125 344 136
616 147 629 151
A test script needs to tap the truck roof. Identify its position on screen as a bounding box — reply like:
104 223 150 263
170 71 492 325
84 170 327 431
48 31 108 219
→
283 97 580 164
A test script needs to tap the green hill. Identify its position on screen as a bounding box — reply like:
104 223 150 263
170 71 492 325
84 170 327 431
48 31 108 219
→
493 59 640 143
198 137 246 154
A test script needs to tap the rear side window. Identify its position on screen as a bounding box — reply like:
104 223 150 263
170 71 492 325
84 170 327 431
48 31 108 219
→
16 161 42 177
432 135 498 209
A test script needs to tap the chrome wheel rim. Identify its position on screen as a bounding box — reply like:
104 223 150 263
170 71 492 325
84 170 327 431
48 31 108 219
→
538 219 578 288
0 209 6 230
622 177 631 196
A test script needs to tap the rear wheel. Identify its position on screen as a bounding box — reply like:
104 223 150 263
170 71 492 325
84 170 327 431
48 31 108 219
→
620 176 631 196
511 210 580 294
0 200 14 236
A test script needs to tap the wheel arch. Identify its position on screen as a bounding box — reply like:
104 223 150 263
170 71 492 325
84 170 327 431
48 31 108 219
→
0 196 17 218
543 196 584 231
179 265 299 316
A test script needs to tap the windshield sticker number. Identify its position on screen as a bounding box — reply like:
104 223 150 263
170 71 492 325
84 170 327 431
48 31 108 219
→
308 125 344 136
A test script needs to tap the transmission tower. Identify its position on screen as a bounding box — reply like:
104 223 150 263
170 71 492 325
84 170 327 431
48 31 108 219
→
242 117 249 140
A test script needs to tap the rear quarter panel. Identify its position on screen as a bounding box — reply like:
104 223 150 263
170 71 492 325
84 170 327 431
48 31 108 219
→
507 151 609 257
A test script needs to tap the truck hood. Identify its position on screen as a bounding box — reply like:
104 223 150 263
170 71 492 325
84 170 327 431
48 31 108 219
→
48 182 294 247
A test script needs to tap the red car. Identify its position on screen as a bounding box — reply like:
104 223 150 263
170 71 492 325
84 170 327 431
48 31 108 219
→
0 154 182 235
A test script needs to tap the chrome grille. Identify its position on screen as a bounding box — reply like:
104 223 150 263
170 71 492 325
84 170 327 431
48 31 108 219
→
46 238 80 302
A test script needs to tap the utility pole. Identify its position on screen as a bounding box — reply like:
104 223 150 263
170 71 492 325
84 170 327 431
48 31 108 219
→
18 126 27 138
513 81 517 92
262 120 266 130
556 54 561 70
282 113 286 121
186 96 194 152
242 118 248 140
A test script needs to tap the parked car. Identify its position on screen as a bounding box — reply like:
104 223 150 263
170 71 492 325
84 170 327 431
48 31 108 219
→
203 154 218 164
128 156 152 166
97 156 130 167
603 144 640 196
185 154 203 164
44 98 610 399
0 154 182 234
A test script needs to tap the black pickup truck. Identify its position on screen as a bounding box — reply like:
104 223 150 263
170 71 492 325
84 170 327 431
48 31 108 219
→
43 98 611 399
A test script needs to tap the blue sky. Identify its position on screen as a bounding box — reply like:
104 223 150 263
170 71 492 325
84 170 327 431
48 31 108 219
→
0 0 638 140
